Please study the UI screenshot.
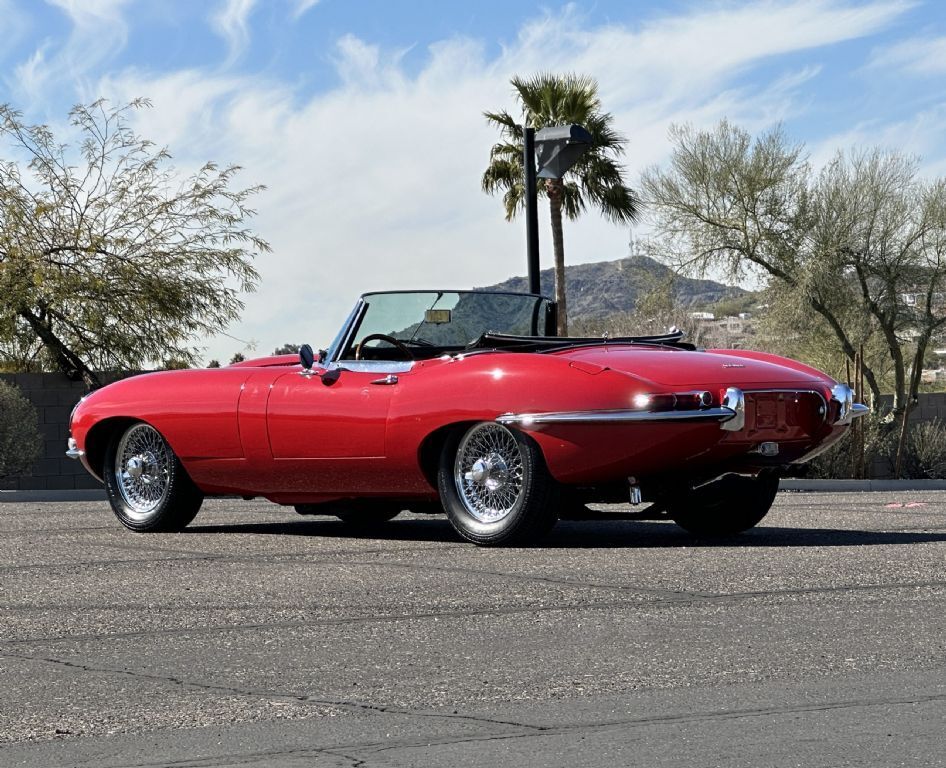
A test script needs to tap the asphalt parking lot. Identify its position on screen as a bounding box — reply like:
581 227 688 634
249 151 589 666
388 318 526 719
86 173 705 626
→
1 491 944 767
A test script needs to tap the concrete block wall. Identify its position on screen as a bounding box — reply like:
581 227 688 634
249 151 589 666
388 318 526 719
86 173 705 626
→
0 372 137 491
862 393 946 478
875 392 946 423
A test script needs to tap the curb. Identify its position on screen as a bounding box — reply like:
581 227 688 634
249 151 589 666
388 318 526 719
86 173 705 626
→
0 489 106 503
779 479 946 492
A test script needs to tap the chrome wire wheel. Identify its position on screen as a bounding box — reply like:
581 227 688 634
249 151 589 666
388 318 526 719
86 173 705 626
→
453 423 525 523
113 423 172 521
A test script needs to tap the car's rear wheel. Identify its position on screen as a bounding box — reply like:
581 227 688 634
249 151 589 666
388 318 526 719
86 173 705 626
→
438 422 557 546
669 472 779 536
103 422 203 532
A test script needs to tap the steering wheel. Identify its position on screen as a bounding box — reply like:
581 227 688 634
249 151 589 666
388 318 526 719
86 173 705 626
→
353 333 415 361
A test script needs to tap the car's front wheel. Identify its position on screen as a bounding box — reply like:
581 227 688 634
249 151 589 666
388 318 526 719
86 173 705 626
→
668 472 779 536
103 422 203 532
438 422 557 546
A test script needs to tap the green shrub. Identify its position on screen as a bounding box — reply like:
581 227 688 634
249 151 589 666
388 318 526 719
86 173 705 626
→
899 419 946 479
802 414 893 479
805 415 946 479
0 381 42 479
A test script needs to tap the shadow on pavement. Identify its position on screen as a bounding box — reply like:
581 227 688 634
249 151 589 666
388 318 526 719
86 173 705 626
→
184 516 946 549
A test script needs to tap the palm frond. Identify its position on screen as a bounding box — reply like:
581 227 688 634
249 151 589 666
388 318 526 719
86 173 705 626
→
483 72 638 227
484 110 522 139
482 157 521 195
560 180 587 220
510 72 599 128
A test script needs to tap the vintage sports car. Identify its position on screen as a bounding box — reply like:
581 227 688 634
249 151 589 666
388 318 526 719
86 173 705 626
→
67 290 867 545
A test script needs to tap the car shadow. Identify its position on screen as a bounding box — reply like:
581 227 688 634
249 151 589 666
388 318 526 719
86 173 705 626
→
185 517 462 543
184 516 946 549
544 520 946 549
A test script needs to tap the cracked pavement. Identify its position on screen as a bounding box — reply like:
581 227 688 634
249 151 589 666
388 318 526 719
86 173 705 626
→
0 491 944 767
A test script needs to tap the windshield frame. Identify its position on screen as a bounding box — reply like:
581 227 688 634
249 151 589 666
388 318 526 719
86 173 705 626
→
326 290 555 364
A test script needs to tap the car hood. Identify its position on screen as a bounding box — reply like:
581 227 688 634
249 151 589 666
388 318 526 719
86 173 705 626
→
556 345 830 388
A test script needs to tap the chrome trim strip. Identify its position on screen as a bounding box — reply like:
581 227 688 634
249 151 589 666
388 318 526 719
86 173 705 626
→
500 388 842 431
341 360 413 374
496 407 737 426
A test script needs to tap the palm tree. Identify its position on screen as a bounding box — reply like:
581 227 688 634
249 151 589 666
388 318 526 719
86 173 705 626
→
482 73 640 335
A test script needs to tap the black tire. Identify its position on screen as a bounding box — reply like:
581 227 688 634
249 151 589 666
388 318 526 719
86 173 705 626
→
103 422 203 532
438 422 557 546
669 472 779 536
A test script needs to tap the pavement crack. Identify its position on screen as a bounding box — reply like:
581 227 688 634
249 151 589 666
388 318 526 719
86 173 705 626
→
0 543 454 575
338 557 946 605
110 690 946 766
340 558 711 601
3 578 943 647
362 691 946 757
0 650 548 734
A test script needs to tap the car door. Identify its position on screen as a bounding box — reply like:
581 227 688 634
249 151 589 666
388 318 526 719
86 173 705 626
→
264 362 406 493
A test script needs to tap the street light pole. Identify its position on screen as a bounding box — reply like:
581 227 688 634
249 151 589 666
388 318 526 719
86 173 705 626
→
523 126 541 295
522 123 593 297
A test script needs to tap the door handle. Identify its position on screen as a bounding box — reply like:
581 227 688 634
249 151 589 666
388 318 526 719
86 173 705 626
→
370 374 398 385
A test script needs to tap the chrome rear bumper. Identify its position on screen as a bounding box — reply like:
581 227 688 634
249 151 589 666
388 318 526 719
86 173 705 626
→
65 437 84 460
831 384 869 425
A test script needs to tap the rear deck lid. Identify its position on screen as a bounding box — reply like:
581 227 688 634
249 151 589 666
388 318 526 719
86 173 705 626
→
558 345 824 388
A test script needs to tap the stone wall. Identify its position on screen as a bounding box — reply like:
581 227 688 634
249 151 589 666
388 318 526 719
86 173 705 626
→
0 372 137 491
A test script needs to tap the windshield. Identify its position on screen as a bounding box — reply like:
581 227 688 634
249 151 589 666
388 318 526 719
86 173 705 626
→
336 291 554 360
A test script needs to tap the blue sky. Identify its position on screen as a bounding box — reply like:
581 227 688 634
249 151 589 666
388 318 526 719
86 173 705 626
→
1 0 945 360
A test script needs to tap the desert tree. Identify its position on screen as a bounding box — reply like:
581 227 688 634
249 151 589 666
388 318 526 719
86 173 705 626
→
642 121 946 416
0 99 268 387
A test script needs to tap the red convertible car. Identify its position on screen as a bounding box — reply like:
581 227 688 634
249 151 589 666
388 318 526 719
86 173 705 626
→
67 290 867 545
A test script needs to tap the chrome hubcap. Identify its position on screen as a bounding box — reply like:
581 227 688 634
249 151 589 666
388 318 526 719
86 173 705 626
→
114 424 171 520
470 454 509 491
454 424 524 523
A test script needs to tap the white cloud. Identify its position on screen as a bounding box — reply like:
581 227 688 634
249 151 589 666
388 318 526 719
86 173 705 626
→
810 103 946 176
868 35 946 75
333 35 385 87
68 1 925 360
210 0 258 64
12 42 52 100
9 0 130 103
45 0 130 23
289 0 320 20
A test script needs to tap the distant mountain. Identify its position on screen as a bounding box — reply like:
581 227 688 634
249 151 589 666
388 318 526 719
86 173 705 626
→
480 254 746 319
